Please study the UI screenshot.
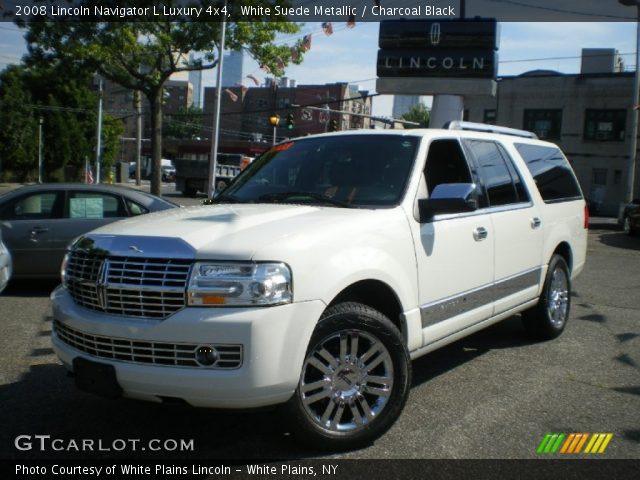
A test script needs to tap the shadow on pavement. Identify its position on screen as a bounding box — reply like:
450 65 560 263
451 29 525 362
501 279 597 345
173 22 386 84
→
597 232 640 251
2 279 60 298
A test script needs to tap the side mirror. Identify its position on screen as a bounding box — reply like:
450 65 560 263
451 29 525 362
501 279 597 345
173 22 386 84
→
418 183 478 222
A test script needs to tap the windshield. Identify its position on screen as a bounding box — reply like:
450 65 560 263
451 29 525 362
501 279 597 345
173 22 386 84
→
216 134 419 208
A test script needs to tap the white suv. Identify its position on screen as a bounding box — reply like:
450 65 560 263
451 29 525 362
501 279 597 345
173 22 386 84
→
52 122 587 449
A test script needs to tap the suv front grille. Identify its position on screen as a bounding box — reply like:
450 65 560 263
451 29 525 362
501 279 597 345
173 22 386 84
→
54 320 243 369
65 251 191 319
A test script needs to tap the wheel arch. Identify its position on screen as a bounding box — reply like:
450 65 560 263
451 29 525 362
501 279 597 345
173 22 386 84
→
552 241 573 273
327 279 407 342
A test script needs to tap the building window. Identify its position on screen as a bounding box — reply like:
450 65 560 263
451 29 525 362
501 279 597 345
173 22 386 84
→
592 168 607 187
523 109 563 140
483 109 497 125
614 169 622 185
584 109 626 141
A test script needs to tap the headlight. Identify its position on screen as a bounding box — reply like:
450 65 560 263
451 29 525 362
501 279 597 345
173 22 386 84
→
187 262 292 307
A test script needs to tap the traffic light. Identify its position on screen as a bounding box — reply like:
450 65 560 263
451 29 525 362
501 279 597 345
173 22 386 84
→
329 119 339 132
286 113 295 130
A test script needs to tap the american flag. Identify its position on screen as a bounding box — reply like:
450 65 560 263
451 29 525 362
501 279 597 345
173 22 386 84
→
290 47 299 62
321 22 333 36
84 159 94 184
347 14 356 28
302 34 312 51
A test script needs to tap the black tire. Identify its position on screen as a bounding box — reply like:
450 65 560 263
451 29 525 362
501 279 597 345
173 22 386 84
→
623 216 636 236
285 301 411 451
522 255 571 340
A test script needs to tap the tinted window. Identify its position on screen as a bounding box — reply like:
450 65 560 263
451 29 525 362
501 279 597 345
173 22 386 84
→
67 192 125 219
466 140 519 207
497 144 530 203
3 192 61 220
584 109 625 142
515 143 582 202
221 135 419 207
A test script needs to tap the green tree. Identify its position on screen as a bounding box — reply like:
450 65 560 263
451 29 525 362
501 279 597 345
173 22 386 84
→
164 105 204 140
401 103 431 128
0 63 122 182
0 66 38 181
21 1 307 194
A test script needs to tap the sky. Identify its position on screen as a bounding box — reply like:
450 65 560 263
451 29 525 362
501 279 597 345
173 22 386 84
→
0 21 637 117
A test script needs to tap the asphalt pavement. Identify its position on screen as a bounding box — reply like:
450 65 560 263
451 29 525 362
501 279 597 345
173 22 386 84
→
0 185 638 461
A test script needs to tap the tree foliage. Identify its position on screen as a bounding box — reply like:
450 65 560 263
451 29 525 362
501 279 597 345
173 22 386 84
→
164 105 204 140
0 64 122 182
401 103 431 128
20 0 307 194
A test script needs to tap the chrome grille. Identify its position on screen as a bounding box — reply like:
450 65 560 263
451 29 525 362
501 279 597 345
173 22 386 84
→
65 251 191 319
54 320 243 369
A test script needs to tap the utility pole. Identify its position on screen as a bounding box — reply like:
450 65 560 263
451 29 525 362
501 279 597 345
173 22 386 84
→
95 77 103 184
134 90 142 186
37 117 43 183
620 0 640 205
207 0 227 199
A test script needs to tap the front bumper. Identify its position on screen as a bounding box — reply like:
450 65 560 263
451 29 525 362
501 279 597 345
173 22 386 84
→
51 286 325 408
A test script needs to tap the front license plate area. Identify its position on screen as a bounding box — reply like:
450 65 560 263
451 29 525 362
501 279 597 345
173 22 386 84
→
73 357 122 399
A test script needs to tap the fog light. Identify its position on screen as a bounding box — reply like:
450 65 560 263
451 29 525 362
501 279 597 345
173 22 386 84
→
195 346 219 367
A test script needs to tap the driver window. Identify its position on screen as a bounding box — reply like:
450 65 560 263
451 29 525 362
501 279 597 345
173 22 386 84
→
424 139 473 195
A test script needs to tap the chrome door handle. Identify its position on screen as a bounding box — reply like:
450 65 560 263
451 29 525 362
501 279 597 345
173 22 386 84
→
473 227 488 241
30 226 49 235
530 217 542 229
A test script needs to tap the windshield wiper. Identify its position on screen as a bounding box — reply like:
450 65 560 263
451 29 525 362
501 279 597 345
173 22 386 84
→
258 191 353 208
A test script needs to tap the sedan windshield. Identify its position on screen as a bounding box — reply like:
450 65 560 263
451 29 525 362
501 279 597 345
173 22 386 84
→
215 135 419 208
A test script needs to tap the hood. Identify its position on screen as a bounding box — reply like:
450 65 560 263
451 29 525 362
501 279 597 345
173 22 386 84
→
87 203 378 260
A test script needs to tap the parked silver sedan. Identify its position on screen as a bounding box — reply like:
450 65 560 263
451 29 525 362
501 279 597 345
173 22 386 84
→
0 184 177 279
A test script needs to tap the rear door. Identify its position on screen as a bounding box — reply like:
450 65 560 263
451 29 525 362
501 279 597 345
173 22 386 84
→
463 139 544 314
56 191 128 248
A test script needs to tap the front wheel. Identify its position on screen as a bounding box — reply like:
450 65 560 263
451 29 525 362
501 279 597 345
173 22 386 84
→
285 302 411 450
522 255 571 340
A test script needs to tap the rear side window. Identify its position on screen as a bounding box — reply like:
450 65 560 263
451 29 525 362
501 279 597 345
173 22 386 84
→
514 144 582 202
464 140 528 207
2 192 61 220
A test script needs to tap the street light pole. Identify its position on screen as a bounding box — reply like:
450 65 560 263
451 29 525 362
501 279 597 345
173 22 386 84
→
620 0 640 204
95 77 103 184
207 0 227 199
37 117 43 183
269 114 280 145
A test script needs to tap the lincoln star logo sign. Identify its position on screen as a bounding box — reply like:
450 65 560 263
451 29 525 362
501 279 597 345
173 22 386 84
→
96 259 110 309
429 23 441 46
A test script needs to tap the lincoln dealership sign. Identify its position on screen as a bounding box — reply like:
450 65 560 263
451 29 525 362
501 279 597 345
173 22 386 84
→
377 19 499 81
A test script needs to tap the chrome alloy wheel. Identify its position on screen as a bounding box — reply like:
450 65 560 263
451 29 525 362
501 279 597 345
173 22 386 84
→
299 330 394 433
547 267 569 328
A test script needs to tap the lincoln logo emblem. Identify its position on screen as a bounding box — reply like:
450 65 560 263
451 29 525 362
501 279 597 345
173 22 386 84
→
430 23 441 46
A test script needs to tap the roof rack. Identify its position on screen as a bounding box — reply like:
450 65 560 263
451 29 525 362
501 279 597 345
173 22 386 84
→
445 121 538 139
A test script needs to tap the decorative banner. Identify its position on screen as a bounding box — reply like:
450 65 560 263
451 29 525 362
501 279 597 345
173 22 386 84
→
246 74 260 86
224 88 238 102
377 48 497 78
302 34 312 51
260 64 271 73
321 22 333 36
347 14 356 28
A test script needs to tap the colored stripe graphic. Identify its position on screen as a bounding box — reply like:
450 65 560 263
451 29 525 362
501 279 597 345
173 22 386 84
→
538 433 613 454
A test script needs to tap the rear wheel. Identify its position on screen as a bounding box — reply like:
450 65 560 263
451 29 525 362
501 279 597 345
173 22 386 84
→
522 255 571 340
623 216 635 236
285 302 411 450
